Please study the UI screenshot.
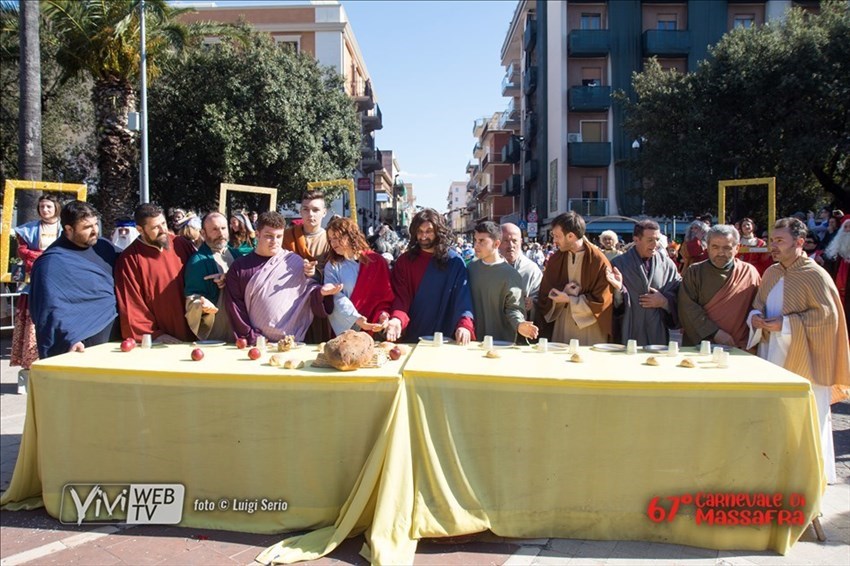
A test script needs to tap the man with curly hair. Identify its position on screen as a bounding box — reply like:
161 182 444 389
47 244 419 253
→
386 208 475 344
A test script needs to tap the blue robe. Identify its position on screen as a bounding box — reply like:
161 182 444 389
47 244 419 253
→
406 249 474 341
29 236 119 358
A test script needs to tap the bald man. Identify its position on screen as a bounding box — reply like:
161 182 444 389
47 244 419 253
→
500 223 543 320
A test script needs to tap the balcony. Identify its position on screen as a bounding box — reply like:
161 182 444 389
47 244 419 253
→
354 80 374 112
523 66 538 95
473 141 484 159
525 111 537 139
524 17 536 51
360 148 382 174
501 135 521 164
568 30 610 57
503 174 522 196
568 85 612 112
523 159 538 183
361 104 383 131
501 62 520 96
642 30 690 57
466 159 479 174
499 99 519 130
473 117 486 137
569 198 609 217
568 142 611 167
481 151 504 171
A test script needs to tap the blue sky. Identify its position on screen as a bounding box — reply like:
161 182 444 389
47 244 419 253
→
174 0 518 211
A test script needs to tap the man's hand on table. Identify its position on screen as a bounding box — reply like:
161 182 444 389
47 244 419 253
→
517 321 539 340
69 341 85 353
454 327 471 345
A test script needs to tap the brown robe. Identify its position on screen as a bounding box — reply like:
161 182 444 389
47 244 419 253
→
536 238 613 341
753 255 849 394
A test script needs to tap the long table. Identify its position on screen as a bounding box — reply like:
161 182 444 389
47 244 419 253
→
2 342 823 564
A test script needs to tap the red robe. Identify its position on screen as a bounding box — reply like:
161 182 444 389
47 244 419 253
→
349 251 394 327
115 235 195 342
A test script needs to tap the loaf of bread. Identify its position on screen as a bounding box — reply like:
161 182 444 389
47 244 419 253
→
323 330 375 371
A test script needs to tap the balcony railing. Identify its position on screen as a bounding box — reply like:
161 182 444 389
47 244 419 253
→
502 62 520 97
361 104 382 131
523 159 538 183
525 111 537 139
569 198 609 217
501 135 521 164
481 151 504 170
466 159 479 174
568 30 610 57
568 142 612 167
503 174 522 196
473 141 484 159
568 85 612 112
642 30 690 56
524 17 537 51
524 66 538 95
473 117 486 137
499 110 519 130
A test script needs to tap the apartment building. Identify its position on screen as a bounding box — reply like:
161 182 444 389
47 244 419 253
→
446 181 470 234
496 0 814 239
466 112 521 227
180 1 387 228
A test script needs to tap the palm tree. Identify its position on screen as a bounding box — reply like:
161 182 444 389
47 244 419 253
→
43 0 191 231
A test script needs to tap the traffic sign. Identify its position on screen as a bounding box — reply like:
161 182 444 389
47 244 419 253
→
528 221 538 238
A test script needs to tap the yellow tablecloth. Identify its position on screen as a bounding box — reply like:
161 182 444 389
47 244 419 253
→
0 342 406 536
398 344 823 558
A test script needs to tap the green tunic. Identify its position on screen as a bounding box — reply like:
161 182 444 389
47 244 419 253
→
678 259 733 345
468 259 526 343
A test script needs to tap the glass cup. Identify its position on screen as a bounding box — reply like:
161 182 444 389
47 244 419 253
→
626 339 638 355
141 334 152 349
713 346 723 363
434 332 444 347
256 336 267 350
718 350 730 368
483 335 494 350
537 337 548 352
569 339 580 354
700 340 711 356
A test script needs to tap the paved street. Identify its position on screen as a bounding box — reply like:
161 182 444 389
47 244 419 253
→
1 331 848 565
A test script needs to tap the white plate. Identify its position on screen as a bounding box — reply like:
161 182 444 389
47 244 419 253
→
591 343 626 352
193 340 226 347
419 335 453 345
643 344 669 353
479 340 515 348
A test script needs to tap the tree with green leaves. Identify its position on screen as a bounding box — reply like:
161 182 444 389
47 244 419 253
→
147 32 360 213
621 0 850 222
42 0 194 231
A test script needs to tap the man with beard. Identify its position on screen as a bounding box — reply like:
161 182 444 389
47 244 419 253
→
500 222 542 321
536 211 613 344
115 203 196 343
29 200 119 358
747 217 849 484
385 208 475 344
184 212 242 341
678 225 760 348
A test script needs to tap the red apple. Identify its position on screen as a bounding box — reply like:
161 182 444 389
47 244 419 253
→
191 348 204 361
236 337 248 350
120 338 136 352
388 346 402 361
248 347 262 360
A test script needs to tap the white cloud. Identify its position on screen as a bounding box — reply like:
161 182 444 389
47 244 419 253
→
397 170 438 180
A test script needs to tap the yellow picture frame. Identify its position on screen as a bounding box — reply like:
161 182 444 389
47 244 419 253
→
1 179 87 283
717 176 776 249
217 183 278 216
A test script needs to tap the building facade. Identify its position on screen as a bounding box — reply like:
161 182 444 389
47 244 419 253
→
494 0 809 240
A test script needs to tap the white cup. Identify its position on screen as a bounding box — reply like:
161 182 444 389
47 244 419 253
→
569 339 580 354
537 338 548 352
434 332 444 347
626 339 638 355
713 346 723 363
483 335 493 350
700 340 711 355
718 350 730 368
141 334 152 349
667 341 679 356
256 336 267 350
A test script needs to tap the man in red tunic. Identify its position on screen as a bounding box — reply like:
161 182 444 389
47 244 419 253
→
115 203 196 343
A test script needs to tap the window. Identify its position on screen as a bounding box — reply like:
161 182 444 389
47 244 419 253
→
580 13 602 30
733 15 755 29
657 15 677 30
580 121 606 143
581 66 602 87
273 35 301 53
581 177 601 199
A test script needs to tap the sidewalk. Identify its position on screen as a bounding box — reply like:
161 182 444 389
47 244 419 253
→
1 332 848 565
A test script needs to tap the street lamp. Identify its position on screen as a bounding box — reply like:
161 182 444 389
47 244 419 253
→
632 138 644 215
